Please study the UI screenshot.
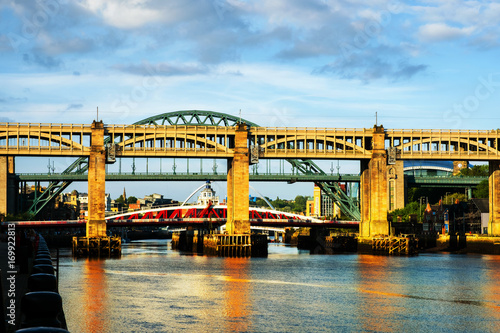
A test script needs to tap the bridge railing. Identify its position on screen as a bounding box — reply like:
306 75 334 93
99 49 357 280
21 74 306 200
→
16 171 362 177
104 202 191 217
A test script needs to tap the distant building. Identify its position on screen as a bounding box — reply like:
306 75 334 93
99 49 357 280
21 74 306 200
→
128 201 141 210
110 200 125 213
468 198 489 234
78 192 112 218
423 198 487 234
144 193 174 208
52 191 79 220
121 193 178 212
306 185 340 218
306 196 314 217
197 182 219 206
57 191 79 209
105 194 111 211
403 160 469 177
423 201 446 233
78 193 88 205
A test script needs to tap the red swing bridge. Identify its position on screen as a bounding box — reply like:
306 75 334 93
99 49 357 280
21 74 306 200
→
4 204 359 229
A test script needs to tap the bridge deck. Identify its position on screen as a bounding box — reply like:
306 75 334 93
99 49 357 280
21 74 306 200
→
1 123 499 160
14 172 485 187
2 219 359 229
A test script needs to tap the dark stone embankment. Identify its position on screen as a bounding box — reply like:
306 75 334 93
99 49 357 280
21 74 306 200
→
1 231 68 332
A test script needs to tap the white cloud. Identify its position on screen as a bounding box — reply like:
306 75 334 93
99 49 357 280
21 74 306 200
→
81 0 164 29
409 1 482 26
418 23 475 42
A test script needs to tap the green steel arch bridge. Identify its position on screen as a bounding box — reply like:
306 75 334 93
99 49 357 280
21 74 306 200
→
24 110 361 220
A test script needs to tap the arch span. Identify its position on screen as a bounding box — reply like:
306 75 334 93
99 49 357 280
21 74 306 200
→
27 110 360 220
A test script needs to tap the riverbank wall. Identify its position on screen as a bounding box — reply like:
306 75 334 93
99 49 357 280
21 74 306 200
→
1 231 68 332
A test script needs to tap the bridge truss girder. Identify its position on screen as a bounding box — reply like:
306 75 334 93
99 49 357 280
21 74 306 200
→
26 110 360 220
287 159 360 220
26 111 256 217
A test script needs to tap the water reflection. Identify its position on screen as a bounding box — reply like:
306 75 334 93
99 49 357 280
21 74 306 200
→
356 255 398 332
58 242 500 332
223 258 252 332
83 258 109 333
485 255 500 311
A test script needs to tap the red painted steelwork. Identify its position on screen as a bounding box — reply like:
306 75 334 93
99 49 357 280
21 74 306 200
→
1 205 359 229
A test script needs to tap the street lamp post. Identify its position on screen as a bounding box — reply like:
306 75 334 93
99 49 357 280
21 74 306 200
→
419 196 425 223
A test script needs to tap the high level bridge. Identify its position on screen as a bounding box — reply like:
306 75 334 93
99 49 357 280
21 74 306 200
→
1 110 499 239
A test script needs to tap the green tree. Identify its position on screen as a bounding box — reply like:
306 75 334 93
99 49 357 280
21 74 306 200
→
116 195 126 205
459 164 488 177
254 198 269 208
390 201 421 222
443 192 468 205
407 188 442 205
127 196 138 205
293 195 307 212
272 197 287 209
474 179 489 198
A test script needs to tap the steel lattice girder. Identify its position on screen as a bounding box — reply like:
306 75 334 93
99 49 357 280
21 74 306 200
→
286 159 360 220
26 111 257 217
137 110 259 127
27 110 360 220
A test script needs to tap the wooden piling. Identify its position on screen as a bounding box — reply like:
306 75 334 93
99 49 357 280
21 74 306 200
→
72 236 121 257
371 235 418 255
202 234 268 257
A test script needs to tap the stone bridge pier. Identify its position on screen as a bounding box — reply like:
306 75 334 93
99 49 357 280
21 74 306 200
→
359 125 389 239
87 120 106 238
203 123 267 257
489 161 500 235
0 156 16 217
73 120 121 257
226 123 250 235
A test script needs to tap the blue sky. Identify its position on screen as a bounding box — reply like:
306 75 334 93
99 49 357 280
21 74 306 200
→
1 0 499 201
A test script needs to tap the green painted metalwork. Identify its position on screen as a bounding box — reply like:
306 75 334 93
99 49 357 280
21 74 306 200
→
26 154 89 217
26 111 257 217
25 110 358 219
286 159 361 220
19 172 484 187
17 172 362 182
138 110 259 127
407 175 485 187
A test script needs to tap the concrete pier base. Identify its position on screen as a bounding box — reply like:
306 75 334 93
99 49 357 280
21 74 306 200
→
436 234 500 254
324 234 358 254
72 236 121 257
171 230 204 253
203 234 268 257
290 229 357 254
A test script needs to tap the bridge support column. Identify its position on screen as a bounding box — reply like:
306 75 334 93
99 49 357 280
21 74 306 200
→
74 121 120 257
388 160 405 212
226 123 250 235
360 126 389 238
489 161 500 236
203 123 265 257
0 156 16 216
87 120 107 238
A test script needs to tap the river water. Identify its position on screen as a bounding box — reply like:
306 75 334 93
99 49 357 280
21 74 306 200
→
57 240 500 333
